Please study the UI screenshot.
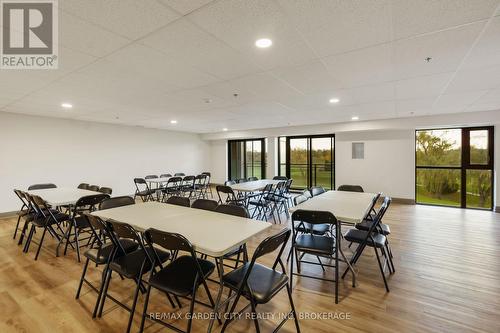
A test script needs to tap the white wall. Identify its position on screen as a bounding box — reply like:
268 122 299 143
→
0 112 210 213
209 140 227 185
336 130 415 199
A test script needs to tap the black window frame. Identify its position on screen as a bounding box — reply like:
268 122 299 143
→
415 126 494 210
278 134 335 190
228 138 266 181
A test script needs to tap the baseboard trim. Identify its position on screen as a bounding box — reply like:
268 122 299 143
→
0 211 17 218
495 206 500 213
391 197 416 205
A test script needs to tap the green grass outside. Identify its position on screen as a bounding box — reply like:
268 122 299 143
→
416 185 491 209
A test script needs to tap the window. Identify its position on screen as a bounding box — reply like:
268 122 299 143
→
278 134 335 190
228 139 266 181
415 127 494 210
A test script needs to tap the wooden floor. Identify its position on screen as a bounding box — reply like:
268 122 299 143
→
1 203 500 333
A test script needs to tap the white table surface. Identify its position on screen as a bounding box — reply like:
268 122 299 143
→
92 202 272 257
230 179 283 192
146 177 170 184
27 187 103 206
290 190 377 224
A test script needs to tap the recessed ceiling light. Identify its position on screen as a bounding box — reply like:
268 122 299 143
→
170 120 177 124
255 38 272 48
351 116 359 121
329 98 340 104
222 128 228 132
61 103 73 109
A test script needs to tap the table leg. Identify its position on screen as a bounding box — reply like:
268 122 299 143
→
207 256 224 333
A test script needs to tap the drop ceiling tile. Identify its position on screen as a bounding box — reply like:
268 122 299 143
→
141 19 261 80
466 88 500 111
394 22 485 80
188 0 318 70
159 0 214 15
395 72 453 99
277 0 393 57
230 73 304 103
446 64 500 93
59 11 130 57
396 97 436 116
392 0 499 39
433 90 489 112
322 43 394 88
462 16 500 69
60 0 180 40
270 61 340 95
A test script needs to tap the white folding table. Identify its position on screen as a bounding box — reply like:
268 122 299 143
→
92 201 272 332
230 179 283 192
27 187 102 206
290 190 378 224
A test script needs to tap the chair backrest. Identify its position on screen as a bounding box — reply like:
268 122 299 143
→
191 198 218 211
293 194 308 206
77 183 90 189
247 176 258 181
216 185 237 203
134 178 151 193
98 187 113 195
28 183 57 190
83 213 109 246
166 196 190 207
13 189 28 208
310 186 326 197
106 220 143 256
134 178 147 185
285 179 293 192
88 185 100 192
302 189 312 199
201 172 211 176
291 209 337 226
145 175 158 179
166 176 183 187
75 194 110 211
273 176 288 180
174 173 185 177
235 178 247 184
182 175 196 184
224 180 236 186
356 197 392 246
99 196 135 210
236 229 291 291
160 173 172 178
337 184 364 192
195 174 207 185
215 204 249 218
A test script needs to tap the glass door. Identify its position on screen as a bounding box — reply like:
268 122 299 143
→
285 135 335 190
228 139 265 181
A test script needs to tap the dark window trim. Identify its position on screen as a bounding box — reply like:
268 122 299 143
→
415 126 494 210
228 138 266 181
278 134 335 190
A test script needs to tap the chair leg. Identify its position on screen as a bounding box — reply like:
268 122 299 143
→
126 278 142 333
74 227 81 262
13 215 22 239
249 298 261 333
186 287 197 333
286 283 301 333
221 292 243 333
374 247 390 292
97 269 113 317
24 225 35 253
76 258 90 299
34 226 48 260
93 265 110 318
138 285 152 333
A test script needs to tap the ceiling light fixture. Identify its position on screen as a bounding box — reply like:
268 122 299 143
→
329 98 340 104
222 128 228 131
61 103 73 109
255 38 272 48
351 116 359 121
170 120 177 124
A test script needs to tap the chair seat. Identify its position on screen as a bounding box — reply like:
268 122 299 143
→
295 222 330 235
31 212 69 227
295 234 335 255
223 263 288 304
136 190 155 196
84 239 139 264
109 246 170 279
149 255 215 297
355 221 391 235
344 229 387 248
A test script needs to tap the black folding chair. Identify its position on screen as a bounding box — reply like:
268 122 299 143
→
166 196 190 207
96 220 170 333
337 184 364 192
309 186 326 197
191 198 218 211
99 196 135 210
138 229 218 333
134 178 154 202
98 187 113 195
216 185 245 206
220 228 300 333
290 209 355 304
161 176 183 201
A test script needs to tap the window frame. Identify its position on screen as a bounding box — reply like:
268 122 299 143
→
415 126 494 210
227 138 266 181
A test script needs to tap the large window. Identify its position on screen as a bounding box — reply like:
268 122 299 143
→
415 127 494 210
228 139 266 181
278 135 335 190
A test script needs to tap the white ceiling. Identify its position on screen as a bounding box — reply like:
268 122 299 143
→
1 0 500 133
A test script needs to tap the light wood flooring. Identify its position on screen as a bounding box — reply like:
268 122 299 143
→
1 203 500 333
